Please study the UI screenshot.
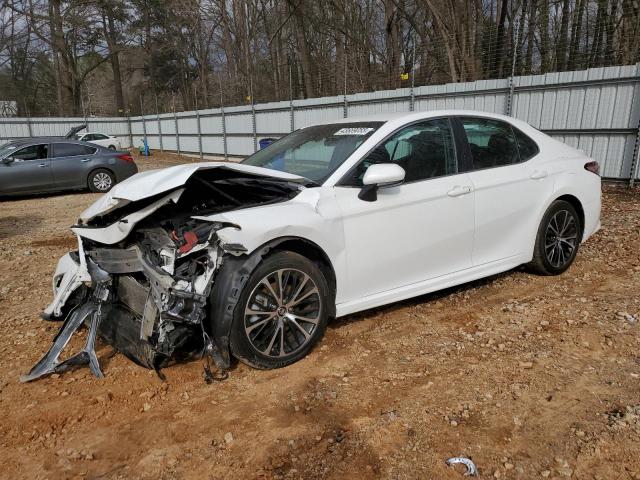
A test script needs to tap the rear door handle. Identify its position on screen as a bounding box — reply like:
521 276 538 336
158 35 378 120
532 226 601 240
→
38 163 47 168
530 169 548 179
447 185 473 197
81 158 91 163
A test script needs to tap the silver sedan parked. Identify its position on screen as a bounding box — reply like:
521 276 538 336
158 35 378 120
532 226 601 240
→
0 138 138 195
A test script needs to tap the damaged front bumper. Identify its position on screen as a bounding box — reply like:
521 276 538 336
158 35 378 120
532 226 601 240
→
23 225 231 382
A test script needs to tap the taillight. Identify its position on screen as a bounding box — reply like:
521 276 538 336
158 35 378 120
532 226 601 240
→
584 161 600 176
117 154 134 163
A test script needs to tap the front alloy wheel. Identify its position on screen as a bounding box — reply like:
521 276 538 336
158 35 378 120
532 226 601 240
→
230 251 329 369
244 268 321 358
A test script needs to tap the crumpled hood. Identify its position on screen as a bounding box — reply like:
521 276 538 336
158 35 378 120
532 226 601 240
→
79 162 305 223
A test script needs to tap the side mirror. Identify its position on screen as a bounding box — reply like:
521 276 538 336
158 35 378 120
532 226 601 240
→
1 156 14 165
359 163 405 201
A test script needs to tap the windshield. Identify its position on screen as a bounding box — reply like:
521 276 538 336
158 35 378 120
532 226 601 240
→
242 122 383 183
0 142 19 159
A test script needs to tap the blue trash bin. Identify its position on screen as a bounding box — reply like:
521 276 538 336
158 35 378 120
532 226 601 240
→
259 138 277 150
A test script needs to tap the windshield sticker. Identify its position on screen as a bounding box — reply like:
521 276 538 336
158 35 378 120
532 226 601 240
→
334 127 374 136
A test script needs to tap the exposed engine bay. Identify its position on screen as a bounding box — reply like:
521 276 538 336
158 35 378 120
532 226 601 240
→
22 167 306 382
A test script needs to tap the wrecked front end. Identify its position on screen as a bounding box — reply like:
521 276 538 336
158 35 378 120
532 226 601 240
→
23 167 304 382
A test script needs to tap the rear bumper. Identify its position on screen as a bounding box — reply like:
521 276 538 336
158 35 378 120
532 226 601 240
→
115 162 138 183
582 195 601 242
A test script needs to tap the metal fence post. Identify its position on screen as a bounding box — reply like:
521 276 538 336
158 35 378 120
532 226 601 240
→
343 54 348 118
219 76 228 160
409 41 416 112
630 110 640 187
126 113 133 148
80 94 88 129
24 101 33 137
249 78 257 153
505 24 520 117
195 85 203 160
252 101 257 152
629 64 640 187
139 93 148 151
155 93 163 152
289 64 295 132
172 97 180 156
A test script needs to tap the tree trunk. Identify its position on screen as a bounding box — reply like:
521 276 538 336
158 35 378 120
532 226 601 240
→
423 0 458 82
515 0 528 76
589 0 607 67
540 0 550 72
525 0 535 74
49 0 74 115
493 0 509 77
102 12 125 114
288 1 316 98
384 0 400 89
555 0 571 71
604 0 618 65
568 0 586 70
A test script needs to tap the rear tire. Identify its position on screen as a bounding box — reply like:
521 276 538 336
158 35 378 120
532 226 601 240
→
108 145 116 150
529 200 582 275
229 251 329 369
88 168 116 192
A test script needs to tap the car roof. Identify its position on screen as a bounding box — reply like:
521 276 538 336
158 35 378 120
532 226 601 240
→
318 109 531 129
2 137 104 148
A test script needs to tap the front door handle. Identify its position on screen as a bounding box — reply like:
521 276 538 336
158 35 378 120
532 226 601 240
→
38 163 47 168
530 169 548 179
447 185 473 197
81 158 91 163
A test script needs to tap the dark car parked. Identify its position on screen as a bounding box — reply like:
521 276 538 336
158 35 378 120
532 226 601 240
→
0 138 138 195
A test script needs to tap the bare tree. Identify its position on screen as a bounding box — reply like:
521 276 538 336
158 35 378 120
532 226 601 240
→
0 0 637 116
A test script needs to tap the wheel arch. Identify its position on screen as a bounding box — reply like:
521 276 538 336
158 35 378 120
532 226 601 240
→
525 189 587 262
269 237 337 309
554 194 585 239
207 235 337 369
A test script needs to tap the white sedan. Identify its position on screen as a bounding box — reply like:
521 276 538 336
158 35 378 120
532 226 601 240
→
24 110 601 381
73 132 122 150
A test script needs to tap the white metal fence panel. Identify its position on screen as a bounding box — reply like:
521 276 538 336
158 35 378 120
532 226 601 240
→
1 64 639 180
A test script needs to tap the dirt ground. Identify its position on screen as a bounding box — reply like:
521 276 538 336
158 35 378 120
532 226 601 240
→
0 151 639 480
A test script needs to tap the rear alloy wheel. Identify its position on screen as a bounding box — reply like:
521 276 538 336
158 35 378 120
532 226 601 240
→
88 169 115 192
529 200 581 275
230 251 328 369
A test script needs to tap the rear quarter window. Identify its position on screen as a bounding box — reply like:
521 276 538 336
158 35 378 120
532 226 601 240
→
52 143 97 157
513 128 539 161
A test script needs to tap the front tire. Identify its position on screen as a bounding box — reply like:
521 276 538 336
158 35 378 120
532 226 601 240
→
88 168 116 192
529 200 581 275
229 251 329 369
108 145 116 150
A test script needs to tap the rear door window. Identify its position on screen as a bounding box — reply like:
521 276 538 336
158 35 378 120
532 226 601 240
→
52 143 97 158
459 117 519 170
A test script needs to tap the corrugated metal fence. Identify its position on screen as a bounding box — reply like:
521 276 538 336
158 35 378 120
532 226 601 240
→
2 64 639 182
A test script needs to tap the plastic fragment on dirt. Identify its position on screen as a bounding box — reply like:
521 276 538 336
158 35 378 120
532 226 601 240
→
446 457 478 476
